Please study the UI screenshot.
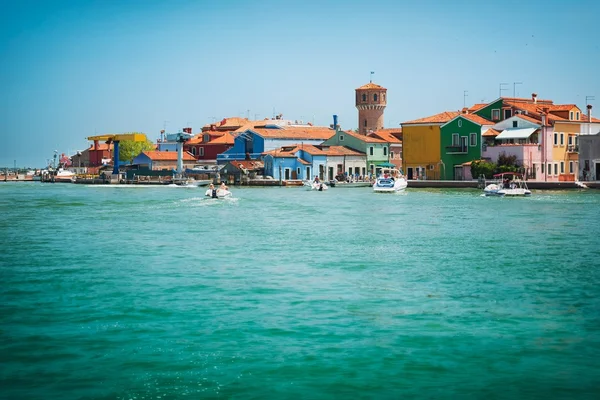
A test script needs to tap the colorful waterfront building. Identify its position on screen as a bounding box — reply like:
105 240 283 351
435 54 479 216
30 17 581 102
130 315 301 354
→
262 145 316 181
184 130 235 164
132 151 196 171
321 128 388 178
480 114 543 180
219 126 335 163
401 111 491 180
368 128 403 169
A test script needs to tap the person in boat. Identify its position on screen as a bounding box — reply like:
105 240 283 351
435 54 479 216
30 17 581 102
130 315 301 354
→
206 183 218 198
220 182 229 191
314 176 320 184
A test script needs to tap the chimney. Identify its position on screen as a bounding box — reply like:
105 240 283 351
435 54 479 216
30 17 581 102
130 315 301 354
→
93 140 99 151
333 114 338 131
588 104 593 122
532 93 538 104
461 107 468 114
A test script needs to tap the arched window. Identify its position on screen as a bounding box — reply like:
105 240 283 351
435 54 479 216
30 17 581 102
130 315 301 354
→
383 94 386 102
191 147 196 155
374 94 378 102
362 94 366 102
383 147 387 156
364 119 367 127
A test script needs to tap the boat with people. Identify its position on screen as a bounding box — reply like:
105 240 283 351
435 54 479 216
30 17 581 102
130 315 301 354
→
303 178 328 191
328 179 372 188
205 183 233 198
483 172 531 197
372 166 408 193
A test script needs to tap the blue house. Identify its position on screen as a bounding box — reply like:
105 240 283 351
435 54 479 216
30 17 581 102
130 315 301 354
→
263 144 329 181
218 126 335 164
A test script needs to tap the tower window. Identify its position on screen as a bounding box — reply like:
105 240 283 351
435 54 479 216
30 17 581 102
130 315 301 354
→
374 94 378 102
364 119 367 127
362 94 366 102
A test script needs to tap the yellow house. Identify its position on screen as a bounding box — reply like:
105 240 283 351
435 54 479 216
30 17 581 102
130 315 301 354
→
401 111 459 180
548 105 582 181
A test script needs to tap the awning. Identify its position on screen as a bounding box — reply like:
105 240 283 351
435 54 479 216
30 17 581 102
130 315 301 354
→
495 128 536 140
376 162 396 168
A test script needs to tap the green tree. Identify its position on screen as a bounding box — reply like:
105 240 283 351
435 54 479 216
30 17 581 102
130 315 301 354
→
495 152 519 174
471 160 496 179
118 134 154 163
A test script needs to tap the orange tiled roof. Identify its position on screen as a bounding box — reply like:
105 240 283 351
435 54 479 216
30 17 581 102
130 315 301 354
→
482 128 500 137
514 114 542 125
262 147 298 158
403 111 460 124
369 130 401 143
251 127 335 140
142 151 195 161
375 128 402 134
501 96 554 105
548 104 579 111
356 82 387 90
468 103 488 112
343 130 387 143
208 132 235 145
321 145 365 156
294 144 328 155
460 113 494 125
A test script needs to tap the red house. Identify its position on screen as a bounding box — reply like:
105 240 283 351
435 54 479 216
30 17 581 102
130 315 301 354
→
184 130 235 163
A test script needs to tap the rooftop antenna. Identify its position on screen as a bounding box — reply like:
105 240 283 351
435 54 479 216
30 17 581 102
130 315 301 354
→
586 95 596 105
499 83 509 98
247 109 250 119
370 71 374 83
513 82 523 97
463 90 469 108
254 113 260 120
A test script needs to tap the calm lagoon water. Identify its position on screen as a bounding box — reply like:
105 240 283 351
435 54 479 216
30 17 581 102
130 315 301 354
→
1 182 600 399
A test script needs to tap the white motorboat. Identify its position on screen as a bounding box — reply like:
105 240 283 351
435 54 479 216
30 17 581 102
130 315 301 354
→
373 168 407 193
303 180 328 191
328 179 372 188
205 185 232 198
484 173 531 197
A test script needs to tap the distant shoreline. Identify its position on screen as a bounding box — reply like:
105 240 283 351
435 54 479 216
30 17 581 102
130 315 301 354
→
2 179 598 190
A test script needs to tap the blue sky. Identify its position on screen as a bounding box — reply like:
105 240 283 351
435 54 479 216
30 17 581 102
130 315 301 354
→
1 0 599 167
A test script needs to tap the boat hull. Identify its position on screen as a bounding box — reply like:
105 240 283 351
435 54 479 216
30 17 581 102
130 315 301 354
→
373 178 407 193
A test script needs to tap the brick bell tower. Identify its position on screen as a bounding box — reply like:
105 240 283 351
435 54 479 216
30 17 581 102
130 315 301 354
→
355 81 387 134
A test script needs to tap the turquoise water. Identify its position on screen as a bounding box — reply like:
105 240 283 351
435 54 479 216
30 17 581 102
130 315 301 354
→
1 183 600 399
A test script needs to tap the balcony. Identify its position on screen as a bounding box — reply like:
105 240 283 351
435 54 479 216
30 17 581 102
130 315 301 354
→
567 145 579 153
445 145 468 154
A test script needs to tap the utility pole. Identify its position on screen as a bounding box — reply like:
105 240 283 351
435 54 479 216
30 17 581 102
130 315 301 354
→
499 83 509 98
463 90 469 108
513 82 523 98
